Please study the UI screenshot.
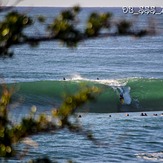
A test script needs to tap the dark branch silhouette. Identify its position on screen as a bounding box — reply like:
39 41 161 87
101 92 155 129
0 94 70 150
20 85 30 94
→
0 6 155 57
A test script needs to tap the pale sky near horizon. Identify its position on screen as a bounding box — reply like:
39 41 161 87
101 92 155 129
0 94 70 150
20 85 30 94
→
4 0 163 7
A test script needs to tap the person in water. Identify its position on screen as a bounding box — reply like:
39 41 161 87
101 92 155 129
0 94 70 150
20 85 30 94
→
119 93 124 104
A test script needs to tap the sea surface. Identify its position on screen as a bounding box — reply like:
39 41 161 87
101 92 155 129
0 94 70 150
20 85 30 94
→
0 7 163 162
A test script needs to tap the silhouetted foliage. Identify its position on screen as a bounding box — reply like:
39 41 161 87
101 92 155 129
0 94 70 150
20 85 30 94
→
117 20 132 35
85 12 112 37
0 83 100 158
30 157 52 163
0 6 152 57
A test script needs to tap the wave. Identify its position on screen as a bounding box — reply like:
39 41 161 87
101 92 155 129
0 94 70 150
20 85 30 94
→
136 152 163 161
2 78 163 113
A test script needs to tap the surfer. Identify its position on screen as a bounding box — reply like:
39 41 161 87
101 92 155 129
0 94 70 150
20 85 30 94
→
119 93 124 104
117 86 131 105
141 113 147 116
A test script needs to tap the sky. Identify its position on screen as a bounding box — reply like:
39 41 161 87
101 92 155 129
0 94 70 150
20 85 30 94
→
4 0 163 7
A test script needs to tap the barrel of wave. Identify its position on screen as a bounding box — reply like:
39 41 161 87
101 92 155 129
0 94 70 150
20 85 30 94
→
5 80 121 113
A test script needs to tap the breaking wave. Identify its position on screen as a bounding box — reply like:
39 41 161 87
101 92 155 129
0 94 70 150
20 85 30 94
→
1 78 163 113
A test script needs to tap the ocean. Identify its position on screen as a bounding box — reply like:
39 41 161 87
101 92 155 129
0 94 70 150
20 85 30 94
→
0 7 163 162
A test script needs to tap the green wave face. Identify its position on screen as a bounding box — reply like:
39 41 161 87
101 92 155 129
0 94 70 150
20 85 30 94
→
127 78 163 111
2 78 163 113
13 80 119 113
